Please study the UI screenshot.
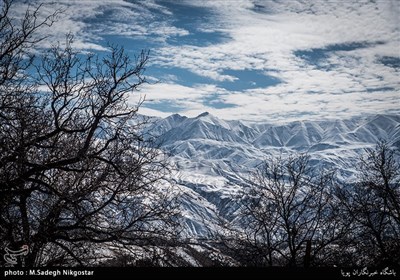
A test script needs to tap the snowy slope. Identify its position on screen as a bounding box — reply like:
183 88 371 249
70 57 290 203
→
146 113 400 238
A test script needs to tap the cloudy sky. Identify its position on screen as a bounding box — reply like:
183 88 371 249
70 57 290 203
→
13 0 400 122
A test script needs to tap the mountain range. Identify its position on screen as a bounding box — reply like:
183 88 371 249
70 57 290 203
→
144 113 400 237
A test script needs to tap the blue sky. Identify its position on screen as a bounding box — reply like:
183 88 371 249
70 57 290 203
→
13 0 400 122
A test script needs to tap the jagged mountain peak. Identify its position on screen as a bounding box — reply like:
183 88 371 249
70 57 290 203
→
196 111 211 118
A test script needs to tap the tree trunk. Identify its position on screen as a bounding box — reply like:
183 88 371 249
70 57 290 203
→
304 239 311 268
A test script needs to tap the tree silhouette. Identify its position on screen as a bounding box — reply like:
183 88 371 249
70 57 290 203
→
336 141 400 266
0 0 179 266
221 154 348 267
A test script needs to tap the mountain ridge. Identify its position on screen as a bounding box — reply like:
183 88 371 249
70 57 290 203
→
144 112 400 237
149 112 400 150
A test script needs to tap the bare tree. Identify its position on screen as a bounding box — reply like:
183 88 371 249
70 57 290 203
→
336 141 400 266
0 0 59 111
223 154 348 267
0 1 179 267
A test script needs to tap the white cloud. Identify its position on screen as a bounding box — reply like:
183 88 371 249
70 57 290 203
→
150 0 400 121
11 0 188 50
10 0 399 122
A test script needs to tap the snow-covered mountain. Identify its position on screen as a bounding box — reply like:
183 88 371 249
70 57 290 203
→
146 113 400 237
